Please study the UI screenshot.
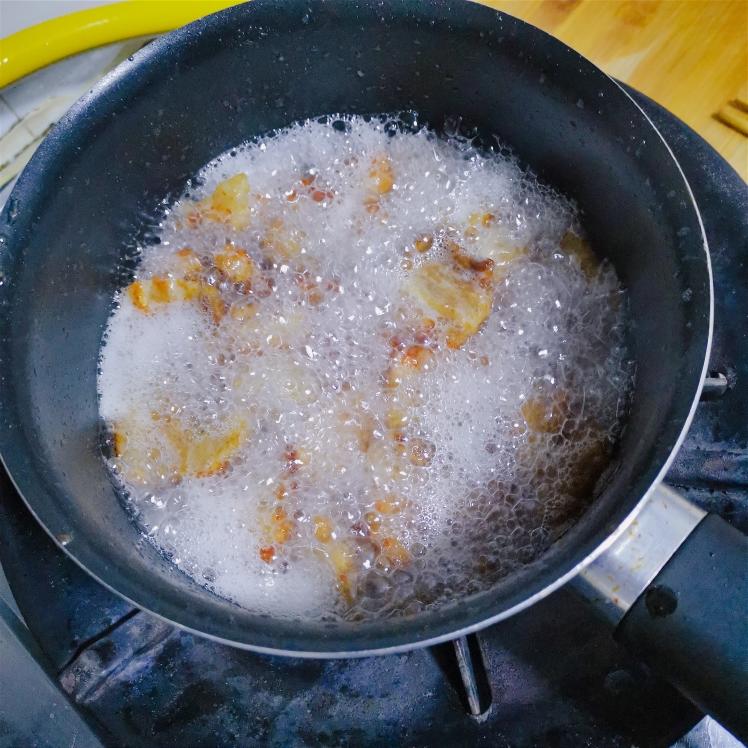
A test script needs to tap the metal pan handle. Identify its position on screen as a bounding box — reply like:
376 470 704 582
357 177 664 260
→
573 484 748 740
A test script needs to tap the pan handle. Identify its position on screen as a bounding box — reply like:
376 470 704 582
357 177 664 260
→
573 484 748 740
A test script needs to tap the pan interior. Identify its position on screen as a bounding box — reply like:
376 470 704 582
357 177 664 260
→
0 0 710 654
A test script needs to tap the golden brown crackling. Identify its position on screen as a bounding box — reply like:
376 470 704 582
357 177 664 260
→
521 390 569 434
188 173 252 230
368 155 395 195
460 212 529 274
379 536 411 569
174 247 203 277
215 243 255 283
414 234 433 253
560 230 599 278
163 418 248 479
406 262 494 350
313 516 333 543
260 217 304 259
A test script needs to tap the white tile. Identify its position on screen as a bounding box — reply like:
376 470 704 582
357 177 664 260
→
0 115 36 172
0 97 19 137
2 40 146 120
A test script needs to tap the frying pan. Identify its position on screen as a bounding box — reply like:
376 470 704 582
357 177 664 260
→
0 0 745 737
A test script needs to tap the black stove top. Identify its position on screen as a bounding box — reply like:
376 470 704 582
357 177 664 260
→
1 90 746 748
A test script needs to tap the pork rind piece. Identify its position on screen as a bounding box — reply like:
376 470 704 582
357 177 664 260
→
112 413 248 488
125 276 226 323
188 173 252 230
112 414 182 487
363 155 395 215
405 262 494 349
521 391 568 434
126 277 201 313
461 212 528 275
560 230 599 278
260 217 305 259
368 155 395 195
163 419 249 478
215 244 255 283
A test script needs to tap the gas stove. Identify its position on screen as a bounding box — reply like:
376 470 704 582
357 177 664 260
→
0 89 746 747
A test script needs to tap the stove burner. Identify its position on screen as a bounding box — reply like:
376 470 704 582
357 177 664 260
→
1 89 746 747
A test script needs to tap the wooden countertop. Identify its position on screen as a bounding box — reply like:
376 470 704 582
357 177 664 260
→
483 0 747 180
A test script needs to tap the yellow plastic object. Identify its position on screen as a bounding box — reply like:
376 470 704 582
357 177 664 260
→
0 0 243 88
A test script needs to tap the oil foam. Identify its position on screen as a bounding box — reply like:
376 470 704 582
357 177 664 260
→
98 115 633 621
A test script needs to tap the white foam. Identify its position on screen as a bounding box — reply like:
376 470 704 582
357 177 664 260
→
98 115 632 621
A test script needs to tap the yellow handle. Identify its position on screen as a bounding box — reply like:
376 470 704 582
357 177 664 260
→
0 0 243 89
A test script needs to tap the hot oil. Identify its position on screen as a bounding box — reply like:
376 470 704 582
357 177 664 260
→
97 115 633 621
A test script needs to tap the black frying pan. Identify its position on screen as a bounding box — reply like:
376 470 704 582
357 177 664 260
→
0 0 745 737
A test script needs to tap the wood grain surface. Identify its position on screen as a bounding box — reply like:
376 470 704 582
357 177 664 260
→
481 0 747 180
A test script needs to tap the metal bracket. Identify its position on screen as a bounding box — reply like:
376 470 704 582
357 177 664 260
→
701 372 729 400
572 484 705 626
452 634 492 717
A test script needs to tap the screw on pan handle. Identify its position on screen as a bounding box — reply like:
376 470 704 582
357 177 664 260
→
615 511 748 740
574 485 748 740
